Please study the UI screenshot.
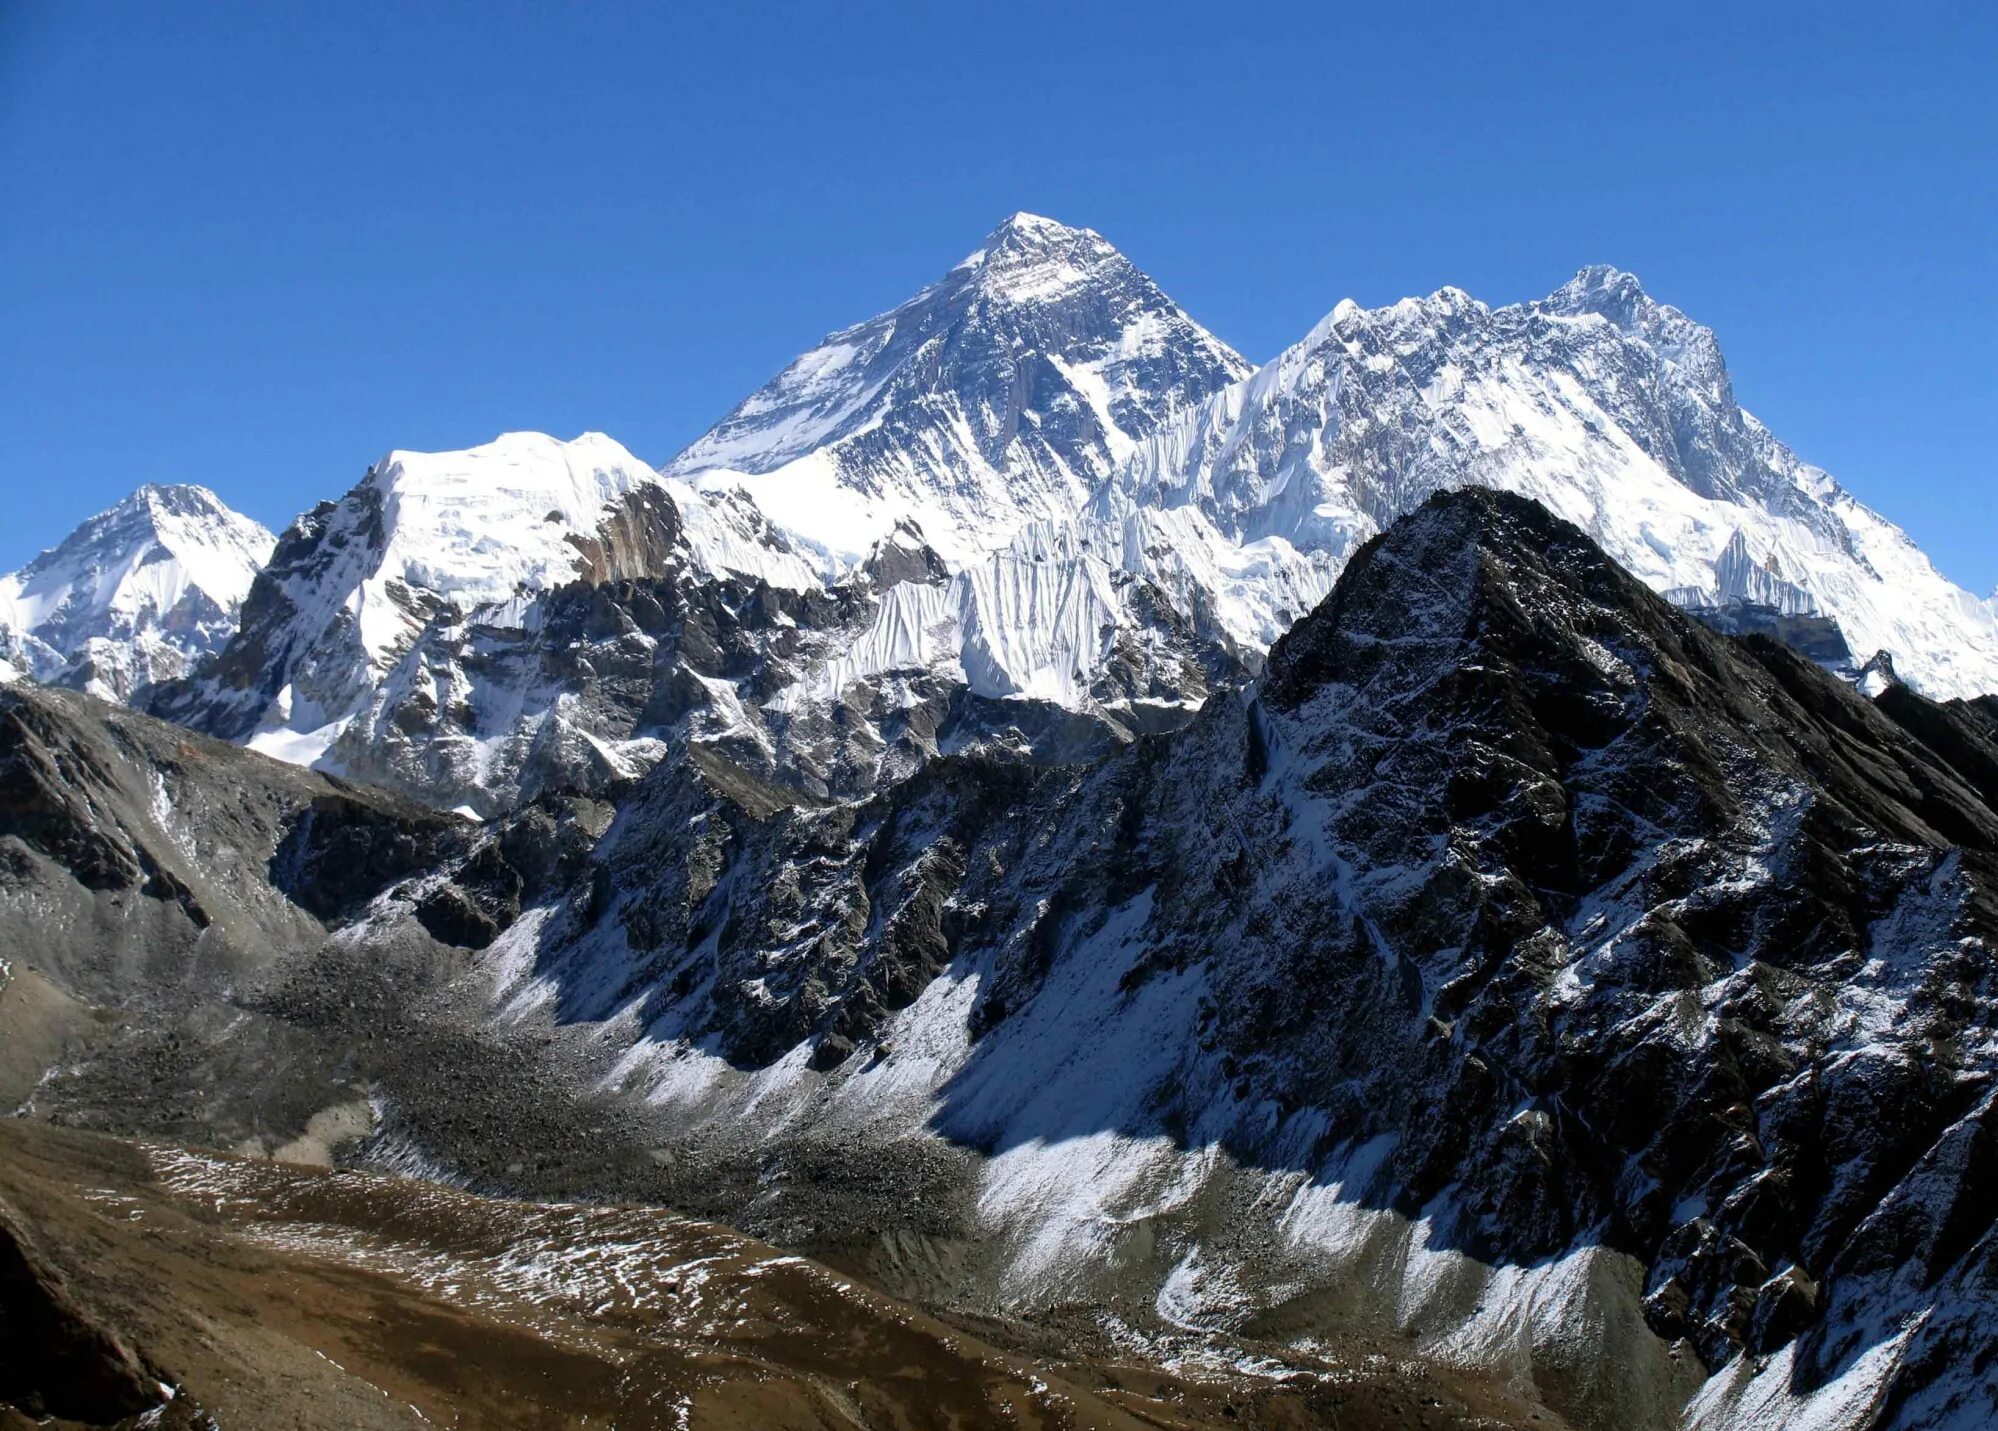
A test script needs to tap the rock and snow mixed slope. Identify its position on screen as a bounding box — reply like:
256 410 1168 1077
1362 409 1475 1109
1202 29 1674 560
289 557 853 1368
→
143 431 841 809
0 484 274 701
480 492 1998 1431
11 491 1997 1430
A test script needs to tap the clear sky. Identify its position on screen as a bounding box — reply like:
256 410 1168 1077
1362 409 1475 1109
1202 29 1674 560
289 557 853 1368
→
3 1 1993 590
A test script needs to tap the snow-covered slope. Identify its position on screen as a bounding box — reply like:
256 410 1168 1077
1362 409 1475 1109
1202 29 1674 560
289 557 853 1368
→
1097 264 1998 697
666 212 1251 569
0 485 274 701
148 431 821 782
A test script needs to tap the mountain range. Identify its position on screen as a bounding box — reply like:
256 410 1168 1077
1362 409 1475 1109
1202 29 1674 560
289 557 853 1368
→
4 215 1996 1431
10 215 1996 821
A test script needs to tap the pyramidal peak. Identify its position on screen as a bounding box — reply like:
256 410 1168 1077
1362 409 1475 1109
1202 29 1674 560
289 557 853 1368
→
1538 262 1719 352
0 482 275 701
954 211 1119 298
666 212 1249 570
955 209 1096 256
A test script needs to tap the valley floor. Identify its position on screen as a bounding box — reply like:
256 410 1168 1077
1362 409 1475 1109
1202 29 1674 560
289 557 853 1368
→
0 1119 1558 1431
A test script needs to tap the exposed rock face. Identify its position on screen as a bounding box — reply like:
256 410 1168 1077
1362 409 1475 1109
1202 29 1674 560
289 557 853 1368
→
0 681 470 999
536 493 1998 1401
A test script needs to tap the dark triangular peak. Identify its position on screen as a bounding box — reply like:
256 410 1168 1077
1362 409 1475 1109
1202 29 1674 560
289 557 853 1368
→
1261 486 1998 857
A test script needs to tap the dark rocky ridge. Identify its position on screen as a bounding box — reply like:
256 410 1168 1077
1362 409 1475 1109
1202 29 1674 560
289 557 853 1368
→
0 1197 160 1425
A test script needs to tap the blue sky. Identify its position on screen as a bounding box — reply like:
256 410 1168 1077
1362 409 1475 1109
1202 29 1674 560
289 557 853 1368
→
3 1 1993 590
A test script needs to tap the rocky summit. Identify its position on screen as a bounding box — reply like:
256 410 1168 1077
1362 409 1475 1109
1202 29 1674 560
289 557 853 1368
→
5 485 1995 1430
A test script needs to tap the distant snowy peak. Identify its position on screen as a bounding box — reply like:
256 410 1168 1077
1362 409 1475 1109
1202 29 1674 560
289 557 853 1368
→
1104 264 1998 698
0 484 274 700
666 212 1251 569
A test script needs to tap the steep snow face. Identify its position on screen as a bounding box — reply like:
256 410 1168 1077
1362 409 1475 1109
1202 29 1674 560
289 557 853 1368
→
0 485 275 701
1106 266 1998 698
149 432 821 772
773 523 1236 716
667 213 1251 570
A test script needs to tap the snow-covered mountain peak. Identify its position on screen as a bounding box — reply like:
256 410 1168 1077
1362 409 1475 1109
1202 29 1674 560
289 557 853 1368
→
32 482 266 572
1545 261 1652 314
1541 263 1729 379
0 483 274 700
1100 267 1998 697
952 211 1123 304
667 214 1250 570
350 430 659 622
147 428 833 783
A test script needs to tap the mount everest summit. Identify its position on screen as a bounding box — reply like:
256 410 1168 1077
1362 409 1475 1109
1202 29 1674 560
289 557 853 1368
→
6 214 1998 1431
668 210 1253 568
